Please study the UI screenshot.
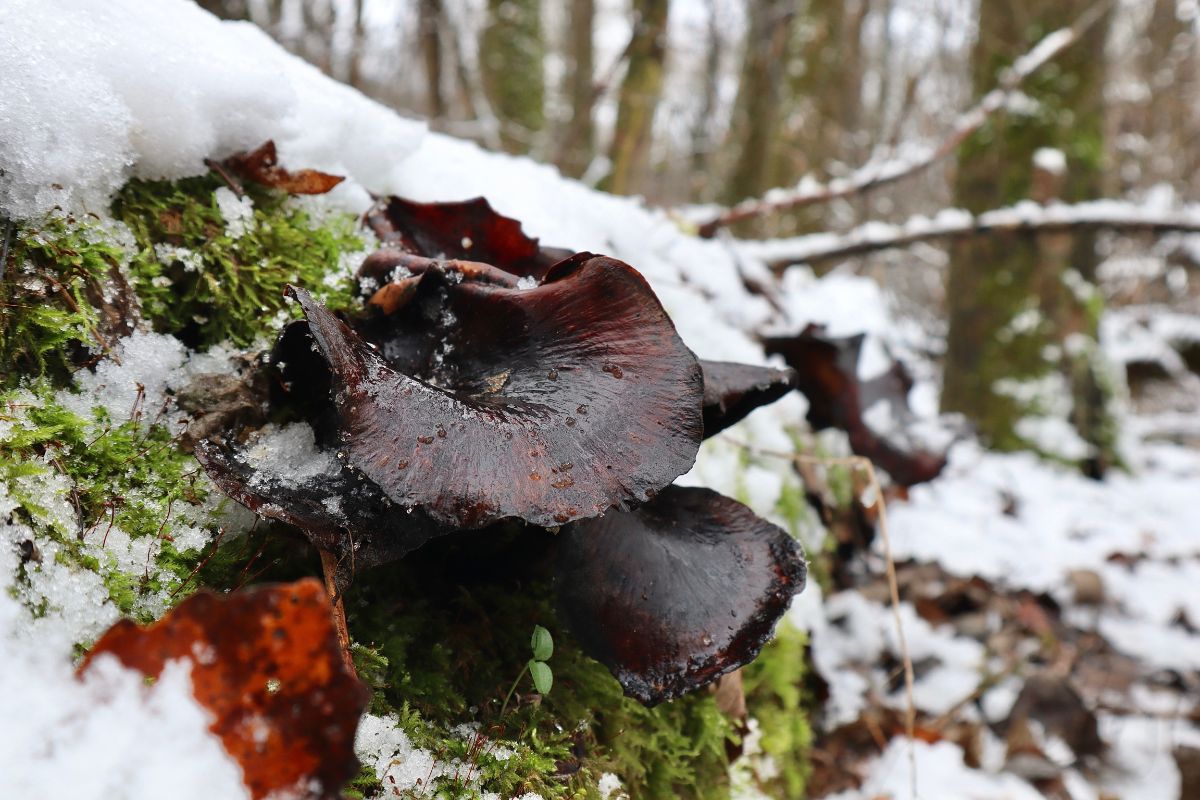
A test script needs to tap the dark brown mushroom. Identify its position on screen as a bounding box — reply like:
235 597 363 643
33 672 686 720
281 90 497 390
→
364 196 572 283
269 318 340 444
555 485 806 706
195 436 447 593
762 325 946 486
700 359 798 437
289 251 704 529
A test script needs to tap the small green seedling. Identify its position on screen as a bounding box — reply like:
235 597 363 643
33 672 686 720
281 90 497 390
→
530 624 553 662
500 624 555 717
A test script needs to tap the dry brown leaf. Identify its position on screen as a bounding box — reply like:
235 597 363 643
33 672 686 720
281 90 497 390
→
81 579 369 800
224 140 344 195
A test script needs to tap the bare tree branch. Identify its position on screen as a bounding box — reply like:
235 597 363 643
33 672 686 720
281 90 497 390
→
739 200 1200 270
692 0 1113 238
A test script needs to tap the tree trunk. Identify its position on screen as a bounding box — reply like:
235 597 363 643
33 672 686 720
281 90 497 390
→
480 0 546 154
556 0 596 178
602 0 669 196
418 0 447 120
689 0 722 196
944 0 1114 471
785 0 867 177
721 0 798 206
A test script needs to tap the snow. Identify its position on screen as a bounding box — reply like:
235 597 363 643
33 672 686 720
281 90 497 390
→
215 187 255 239
1034 147 1068 175
243 423 341 489
0 590 247 800
0 0 424 220
826 739 1045 800
355 713 450 796
2 1 1198 798
56 330 188 425
597 772 627 800
887 439 1200 593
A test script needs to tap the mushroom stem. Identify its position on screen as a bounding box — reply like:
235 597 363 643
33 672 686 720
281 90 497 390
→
319 548 356 675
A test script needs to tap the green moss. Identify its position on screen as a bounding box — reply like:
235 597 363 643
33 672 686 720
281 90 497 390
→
0 383 213 616
2 176 816 797
0 214 123 387
741 621 813 798
332 529 737 799
113 175 363 349
772 479 811 542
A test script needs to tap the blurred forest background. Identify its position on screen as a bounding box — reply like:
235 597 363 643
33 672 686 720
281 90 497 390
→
197 0 1200 466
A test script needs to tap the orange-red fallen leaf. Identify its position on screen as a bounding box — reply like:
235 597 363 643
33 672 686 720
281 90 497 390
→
224 140 345 195
80 579 369 800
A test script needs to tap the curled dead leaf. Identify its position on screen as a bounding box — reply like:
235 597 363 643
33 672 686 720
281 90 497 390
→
223 140 345 195
763 325 946 486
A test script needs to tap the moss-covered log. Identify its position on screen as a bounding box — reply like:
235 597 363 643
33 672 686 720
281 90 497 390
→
0 176 814 798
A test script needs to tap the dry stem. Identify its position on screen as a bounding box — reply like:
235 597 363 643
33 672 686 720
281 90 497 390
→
731 440 919 796
319 548 356 674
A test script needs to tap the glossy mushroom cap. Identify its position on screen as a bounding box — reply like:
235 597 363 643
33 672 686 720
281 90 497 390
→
699 359 798 437
289 251 704 529
556 485 806 706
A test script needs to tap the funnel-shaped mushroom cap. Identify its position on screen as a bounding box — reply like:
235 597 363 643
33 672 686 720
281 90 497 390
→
699 360 798 437
556 485 806 706
195 432 447 593
289 253 704 529
365 196 571 282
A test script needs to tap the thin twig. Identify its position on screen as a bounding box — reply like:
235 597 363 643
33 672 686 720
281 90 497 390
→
693 0 1112 237
43 273 114 358
231 521 267 591
843 456 917 796
204 158 244 198
144 496 176 578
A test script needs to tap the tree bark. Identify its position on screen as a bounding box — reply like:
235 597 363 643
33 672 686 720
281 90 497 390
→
418 0 447 119
556 0 596 178
480 0 546 154
195 0 250 20
721 0 798 207
689 0 722 196
944 0 1114 470
602 0 669 196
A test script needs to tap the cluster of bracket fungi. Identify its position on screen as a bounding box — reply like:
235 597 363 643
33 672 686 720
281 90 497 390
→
196 194 941 706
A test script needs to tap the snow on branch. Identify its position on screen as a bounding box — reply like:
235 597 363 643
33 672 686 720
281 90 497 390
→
692 1 1111 239
738 200 1200 269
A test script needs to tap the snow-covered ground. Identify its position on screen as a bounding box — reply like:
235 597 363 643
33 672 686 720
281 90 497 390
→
3 1 1198 798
